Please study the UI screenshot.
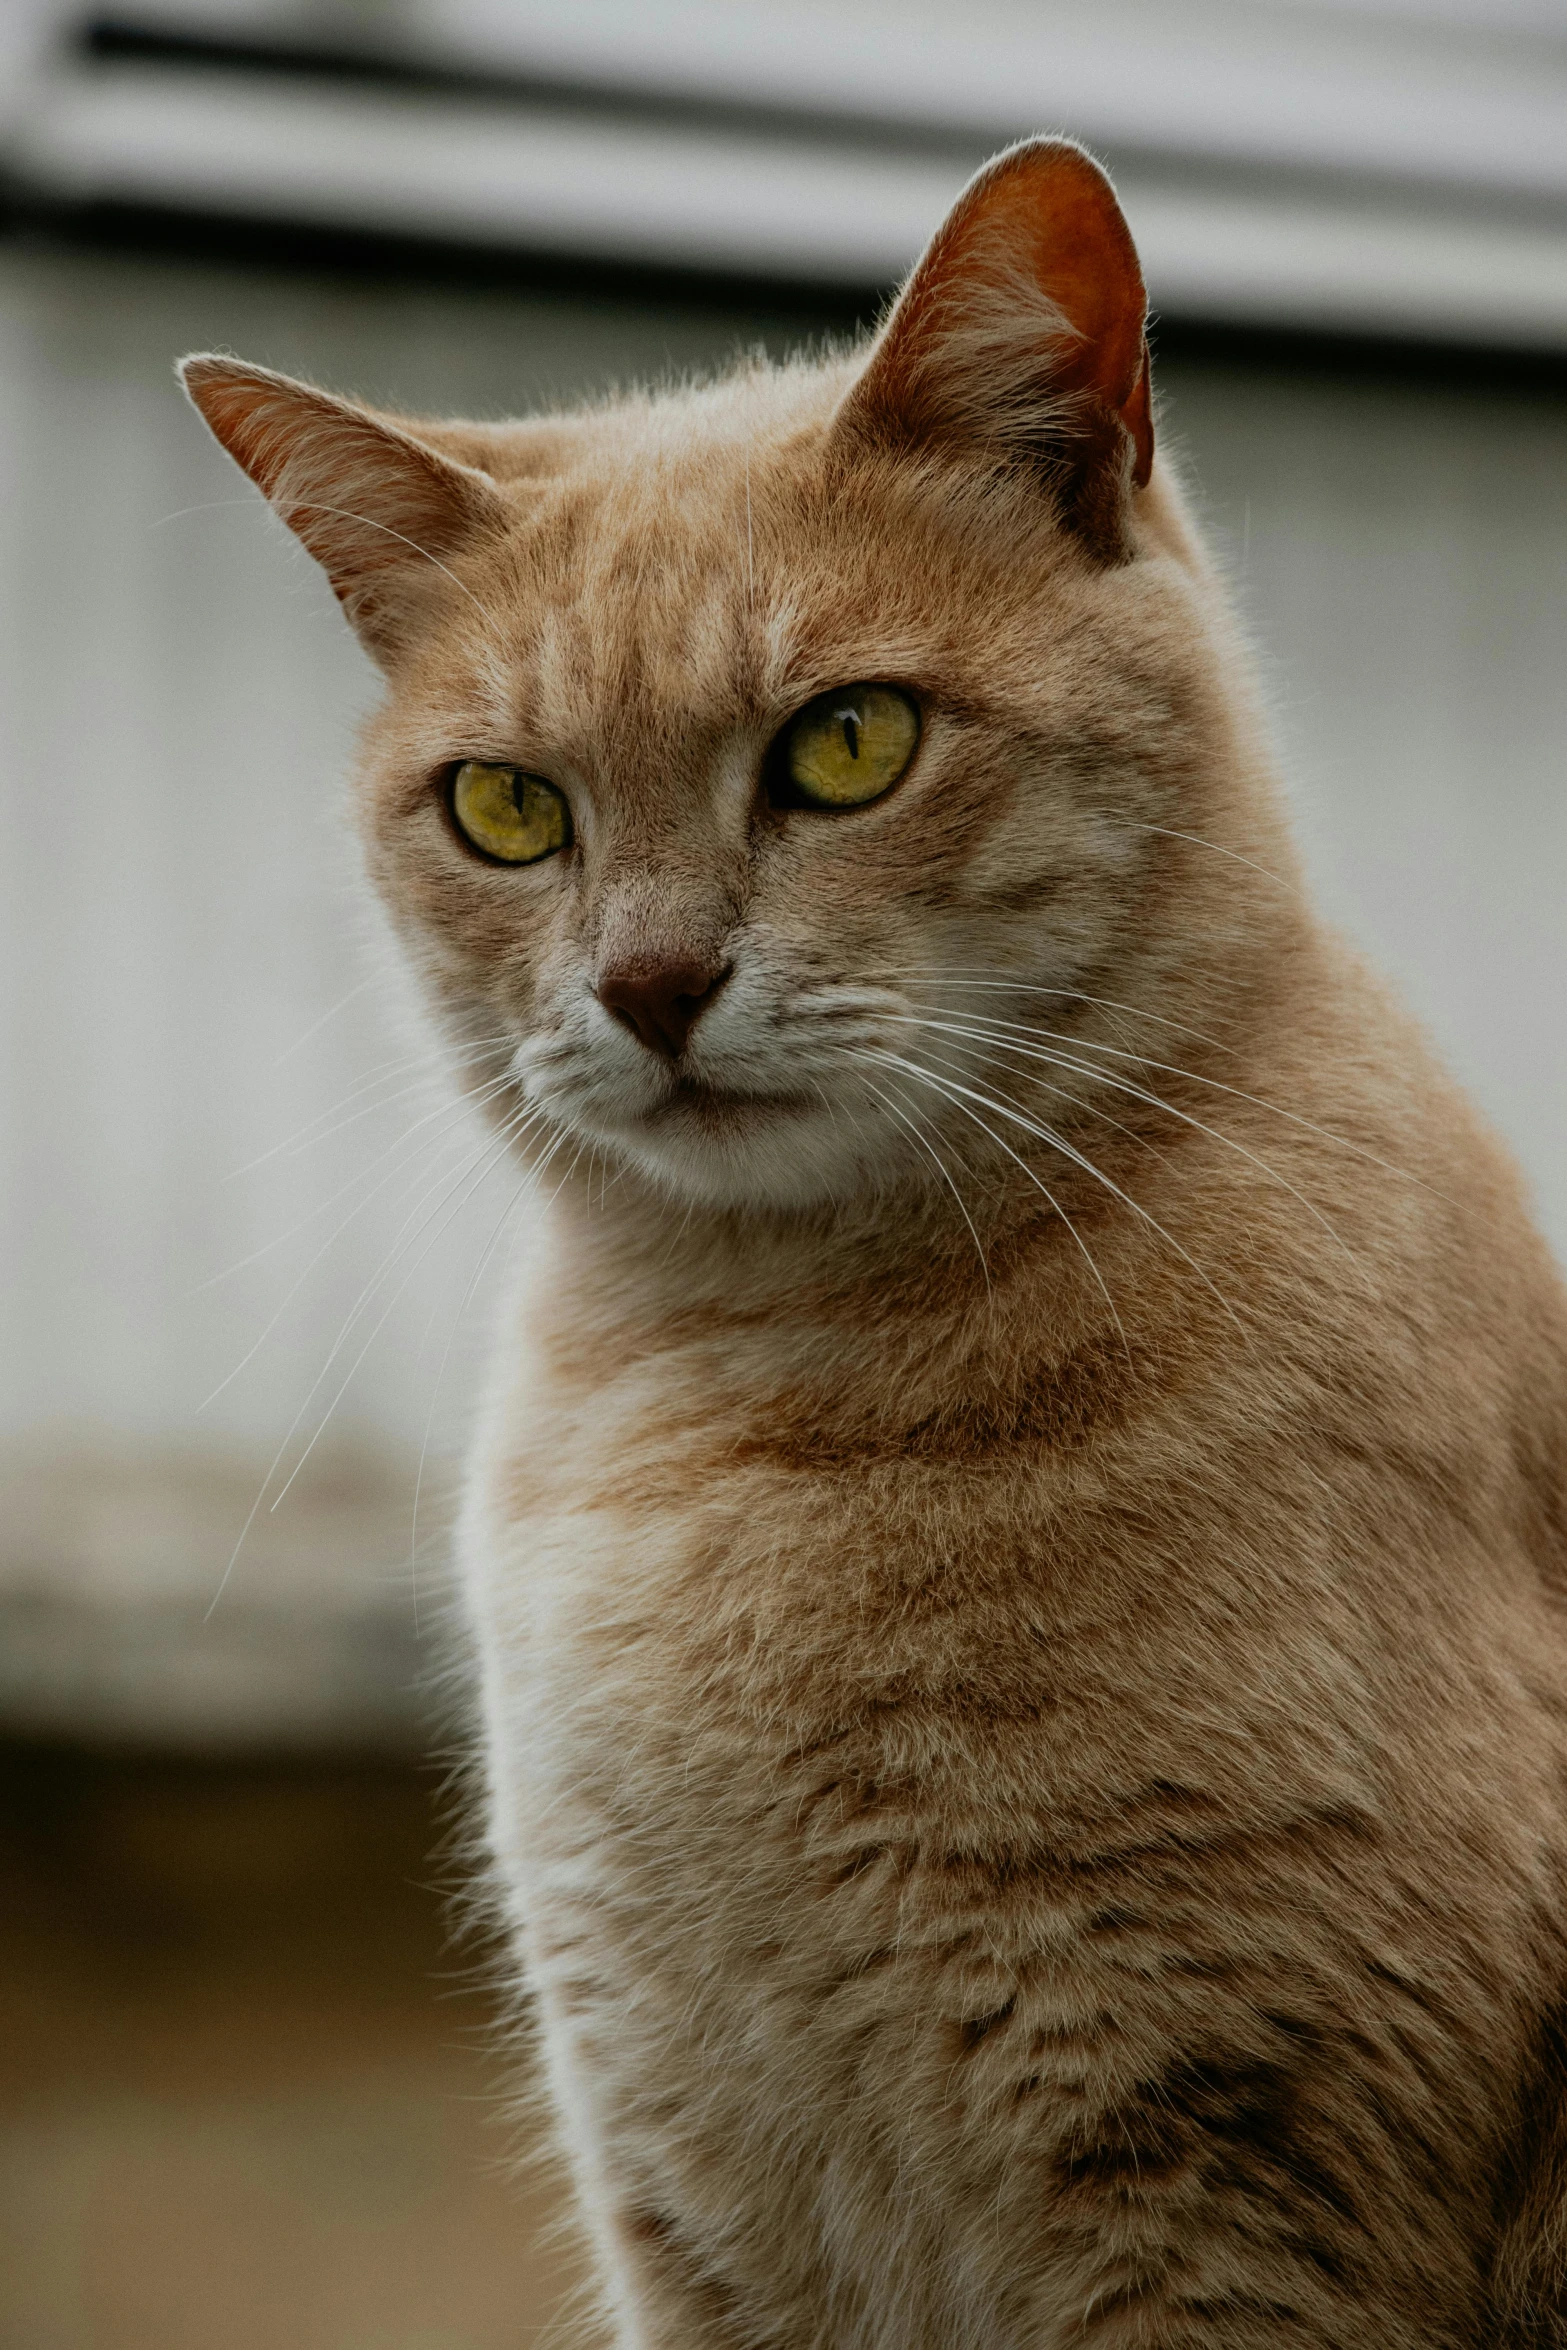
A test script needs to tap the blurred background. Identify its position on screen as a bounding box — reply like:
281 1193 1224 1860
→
0 2 1563 2343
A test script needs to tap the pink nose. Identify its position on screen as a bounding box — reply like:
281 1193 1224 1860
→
596 959 731 1060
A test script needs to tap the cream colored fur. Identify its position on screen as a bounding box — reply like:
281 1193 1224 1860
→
184 140 1567 2346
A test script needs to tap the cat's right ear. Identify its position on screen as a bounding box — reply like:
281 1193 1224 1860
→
832 138 1153 560
178 355 508 667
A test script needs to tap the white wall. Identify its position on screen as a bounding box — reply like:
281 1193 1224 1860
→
1 243 1562 1738
1166 363 1567 1254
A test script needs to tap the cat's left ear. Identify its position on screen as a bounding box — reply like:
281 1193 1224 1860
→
179 355 509 667
833 138 1153 559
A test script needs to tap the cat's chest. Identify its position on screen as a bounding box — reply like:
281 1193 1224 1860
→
465 1296 1064 1732
467 1330 908 1749
459 1288 1122 1946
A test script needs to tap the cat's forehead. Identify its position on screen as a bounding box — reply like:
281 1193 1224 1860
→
462 366 1053 757
556 353 857 471
517 367 839 584
480 480 787 755
469 393 859 747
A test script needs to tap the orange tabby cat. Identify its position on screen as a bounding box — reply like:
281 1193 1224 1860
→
184 139 1567 2345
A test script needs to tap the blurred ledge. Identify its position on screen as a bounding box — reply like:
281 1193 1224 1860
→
72 0 1567 210
0 1442 449 1754
2 68 962 291
3 37 1566 359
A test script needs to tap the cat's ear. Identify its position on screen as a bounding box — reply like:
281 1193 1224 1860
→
834 138 1153 558
179 355 509 665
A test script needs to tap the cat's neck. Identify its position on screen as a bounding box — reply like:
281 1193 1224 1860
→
521 1094 1223 1419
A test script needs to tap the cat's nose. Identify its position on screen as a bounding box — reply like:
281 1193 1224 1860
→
597 958 731 1060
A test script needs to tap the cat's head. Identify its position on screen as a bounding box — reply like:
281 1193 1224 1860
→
183 139 1274 1221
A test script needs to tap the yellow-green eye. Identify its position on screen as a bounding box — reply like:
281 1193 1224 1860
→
451 761 571 864
776 684 920 809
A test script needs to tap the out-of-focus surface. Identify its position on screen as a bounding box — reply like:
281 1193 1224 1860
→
1 237 1564 1745
0 1741 590 2348
8 0 1567 347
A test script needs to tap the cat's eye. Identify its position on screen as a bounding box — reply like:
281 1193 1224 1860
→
773 684 920 810
450 761 572 864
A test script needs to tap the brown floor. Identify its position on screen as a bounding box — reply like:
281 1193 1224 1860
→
0 1744 590 2350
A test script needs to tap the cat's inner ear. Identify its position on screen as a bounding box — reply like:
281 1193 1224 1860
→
834 137 1153 558
179 355 508 665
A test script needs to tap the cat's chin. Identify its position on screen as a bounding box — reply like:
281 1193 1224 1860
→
589 1085 879 1217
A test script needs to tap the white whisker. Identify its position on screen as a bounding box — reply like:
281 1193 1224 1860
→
864 1043 1248 1343
898 1009 1367 1281
871 969 1232 1054
223 1033 514 1182
205 1104 538 1617
262 1111 541 1524
270 975 379 1068
1095 816 1297 896
856 1046 1131 1358
195 1066 519 1301
278 498 497 625
907 998 1428 1194
848 1062 991 1293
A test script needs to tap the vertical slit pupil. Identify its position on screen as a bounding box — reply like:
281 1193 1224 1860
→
510 771 527 813
841 711 861 760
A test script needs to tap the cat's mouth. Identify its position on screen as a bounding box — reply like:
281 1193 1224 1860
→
652 1076 813 1124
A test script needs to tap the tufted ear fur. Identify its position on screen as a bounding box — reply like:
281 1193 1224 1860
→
179 355 509 666
834 138 1153 560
